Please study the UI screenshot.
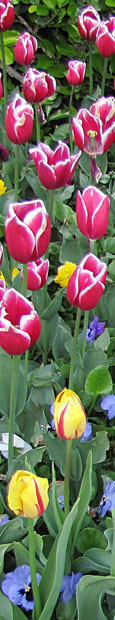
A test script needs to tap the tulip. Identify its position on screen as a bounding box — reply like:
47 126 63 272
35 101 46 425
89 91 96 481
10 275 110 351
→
76 186 109 240
14 32 37 66
5 199 51 263
77 5 100 41
21 258 49 291
0 288 41 355
23 68 56 103
0 0 14 31
5 94 34 145
0 278 6 300
0 73 3 99
67 253 107 311
7 469 49 518
0 245 3 266
96 18 115 57
66 60 86 86
30 141 81 190
90 97 115 153
54 388 86 440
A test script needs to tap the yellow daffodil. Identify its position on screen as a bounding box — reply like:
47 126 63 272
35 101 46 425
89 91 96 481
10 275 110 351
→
0 180 7 195
55 261 76 287
54 388 86 440
8 470 49 518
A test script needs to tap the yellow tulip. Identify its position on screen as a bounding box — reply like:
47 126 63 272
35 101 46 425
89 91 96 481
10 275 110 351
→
54 388 86 440
8 470 49 518
55 261 76 287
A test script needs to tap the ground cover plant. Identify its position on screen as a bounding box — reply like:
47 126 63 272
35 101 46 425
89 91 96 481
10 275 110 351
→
0 0 115 619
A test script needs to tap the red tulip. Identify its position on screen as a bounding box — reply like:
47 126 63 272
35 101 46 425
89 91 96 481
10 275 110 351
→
14 32 37 66
72 108 103 155
96 18 115 57
0 288 41 355
30 141 81 190
23 68 56 103
0 245 3 266
21 258 49 290
5 199 51 263
67 253 107 311
0 0 14 31
0 279 6 301
77 5 100 41
66 60 86 86
90 97 115 153
0 73 3 99
5 95 34 145
76 186 109 240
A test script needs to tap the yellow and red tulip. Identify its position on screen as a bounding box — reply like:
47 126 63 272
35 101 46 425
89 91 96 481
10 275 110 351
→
54 388 86 440
7 470 49 518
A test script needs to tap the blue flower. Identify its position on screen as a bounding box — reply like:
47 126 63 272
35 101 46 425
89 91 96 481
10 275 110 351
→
86 316 105 344
1 565 41 611
50 402 55 430
0 515 9 526
98 481 115 517
58 495 64 509
80 422 92 442
101 395 115 420
60 572 82 602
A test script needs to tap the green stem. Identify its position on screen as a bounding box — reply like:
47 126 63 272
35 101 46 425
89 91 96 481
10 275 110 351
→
15 144 19 201
101 57 108 97
69 307 81 390
0 31 7 119
88 395 97 416
69 84 74 153
8 355 19 470
48 189 54 225
35 103 40 143
82 310 89 362
24 349 29 382
64 439 72 518
28 519 41 619
89 40 93 97
89 239 95 254
22 263 28 297
111 509 115 576
42 283 48 365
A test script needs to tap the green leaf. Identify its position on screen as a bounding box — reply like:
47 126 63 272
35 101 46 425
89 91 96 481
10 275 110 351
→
51 462 65 531
0 517 27 544
72 452 92 551
7 446 45 479
76 527 106 554
79 432 109 467
85 365 113 396
0 543 12 572
45 434 66 476
0 593 13 620
0 355 27 418
38 498 79 620
94 329 110 351
41 289 63 320
77 575 115 620
0 47 13 64
73 547 111 576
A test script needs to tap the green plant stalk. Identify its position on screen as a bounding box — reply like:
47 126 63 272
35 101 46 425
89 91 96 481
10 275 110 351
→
88 394 97 416
8 355 19 470
89 40 93 97
111 508 115 576
42 283 48 365
48 189 54 225
82 310 89 361
64 308 82 517
89 239 96 253
15 144 19 201
35 103 40 143
0 31 7 120
22 263 28 297
69 84 74 153
28 518 41 619
101 57 108 97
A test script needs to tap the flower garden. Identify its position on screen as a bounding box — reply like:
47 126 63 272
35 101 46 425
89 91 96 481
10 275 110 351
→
0 0 115 619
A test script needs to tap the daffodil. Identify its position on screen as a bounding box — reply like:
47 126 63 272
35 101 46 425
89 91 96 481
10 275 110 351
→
0 180 7 195
55 261 76 287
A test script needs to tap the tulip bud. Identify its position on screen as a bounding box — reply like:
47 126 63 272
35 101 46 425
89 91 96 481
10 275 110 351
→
77 5 100 41
0 288 41 355
5 94 34 145
30 141 81 190
66 60 86 86
67 253 107 311
76 186 109 240
54 388 86 440
23 68 56 103
7 470 49 518
0 73 3 99
14 32 37 65
0 0 14 31
96 18 115 57
5 199 51 263
21 258 49 291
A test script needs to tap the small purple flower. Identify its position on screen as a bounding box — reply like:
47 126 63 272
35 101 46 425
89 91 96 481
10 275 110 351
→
98 481 115 517
1 565 41 611
58 495 64 509
101 395 115 420
0 514 9 526
80 422 92 442
86 316 105 344
50 402 55 430
60 572 82 602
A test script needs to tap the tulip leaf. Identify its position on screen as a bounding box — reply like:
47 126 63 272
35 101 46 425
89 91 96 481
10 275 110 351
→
71 451 92 551
7 446 45 480
0 355 27 418
51 462 65 531
94 329 110 352
38 498 79 620
73 548 111 576
85 365 113 396
76 574 115 620
0 543 12 573
41 289 63 321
